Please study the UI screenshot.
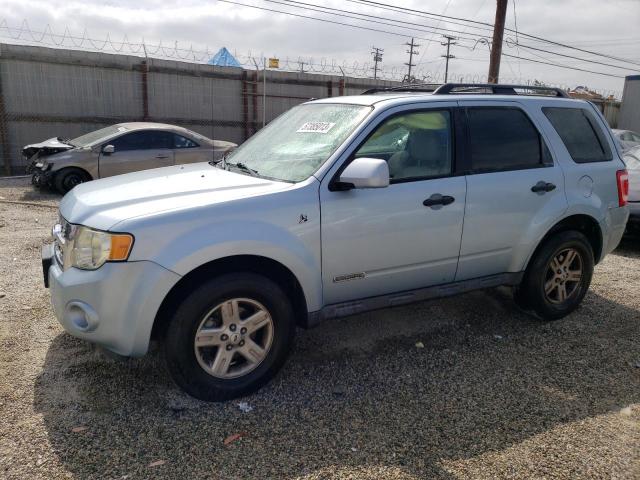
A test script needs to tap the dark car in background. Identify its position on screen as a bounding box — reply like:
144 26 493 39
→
24 122 236 193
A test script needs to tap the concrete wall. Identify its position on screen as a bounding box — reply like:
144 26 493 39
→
619 75 640 132
0 43 399 174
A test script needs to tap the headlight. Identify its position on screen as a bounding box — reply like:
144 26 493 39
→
70 226 134 270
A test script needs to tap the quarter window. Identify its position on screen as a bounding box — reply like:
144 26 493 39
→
467 107 547 172
174 134 199 149
354 110 452 182
543 107 612 163
111 131 173 151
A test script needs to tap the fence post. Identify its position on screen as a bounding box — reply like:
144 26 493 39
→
0 61 11 176
241 70 249 141
327 80 333 98
251 70 258 135
141 60 150 121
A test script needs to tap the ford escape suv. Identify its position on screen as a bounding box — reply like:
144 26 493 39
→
42 83 630 401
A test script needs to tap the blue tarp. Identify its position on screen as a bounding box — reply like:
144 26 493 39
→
207 47 242 67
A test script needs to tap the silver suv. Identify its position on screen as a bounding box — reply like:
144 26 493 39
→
42 84 630 401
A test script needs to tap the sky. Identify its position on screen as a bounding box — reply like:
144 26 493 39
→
1 0 639 97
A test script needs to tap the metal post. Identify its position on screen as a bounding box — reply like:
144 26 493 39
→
488 0 508 83
0 60 11 175
262 58 266 128
141 60 149 121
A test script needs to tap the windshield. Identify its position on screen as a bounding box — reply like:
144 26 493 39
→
70 125 128 147
224 103 371 182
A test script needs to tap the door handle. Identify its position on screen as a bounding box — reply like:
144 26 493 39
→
531 181 556 193
423 194 455 208
155 154 169 159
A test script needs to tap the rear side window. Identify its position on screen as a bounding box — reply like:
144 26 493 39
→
467 107 548 173
174 134 199 149
543 107 612 163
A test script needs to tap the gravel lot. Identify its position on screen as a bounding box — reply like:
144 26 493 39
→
1 176 639 479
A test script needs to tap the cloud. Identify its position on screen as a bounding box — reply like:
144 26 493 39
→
1 0 638 94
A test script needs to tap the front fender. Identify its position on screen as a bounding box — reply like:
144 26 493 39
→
49 151 99 179
158 220 322 311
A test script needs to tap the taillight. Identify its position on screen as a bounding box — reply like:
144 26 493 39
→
616 169 629 207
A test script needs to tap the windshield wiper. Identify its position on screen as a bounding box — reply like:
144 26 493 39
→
225 161 260 177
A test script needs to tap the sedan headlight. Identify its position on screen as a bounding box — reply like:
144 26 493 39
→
70 226 134 270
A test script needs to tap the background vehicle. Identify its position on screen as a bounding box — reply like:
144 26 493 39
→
612 128 640 151
25 122 236 193
43 84 629 401
623 145 640 233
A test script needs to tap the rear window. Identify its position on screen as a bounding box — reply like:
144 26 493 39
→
543 107 612 163
467 107 549 172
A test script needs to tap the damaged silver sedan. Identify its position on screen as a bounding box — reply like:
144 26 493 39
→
25 122 236 193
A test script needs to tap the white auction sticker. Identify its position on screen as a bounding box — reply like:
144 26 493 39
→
296 122 336 134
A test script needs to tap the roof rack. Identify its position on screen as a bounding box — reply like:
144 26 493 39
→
361 83 441 95
361 82 569 98
433 83 570 98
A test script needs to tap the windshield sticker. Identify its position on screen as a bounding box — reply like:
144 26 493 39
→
297 122 336 134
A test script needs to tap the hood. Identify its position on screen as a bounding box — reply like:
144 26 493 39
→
22 137 74 159
59 162 290 231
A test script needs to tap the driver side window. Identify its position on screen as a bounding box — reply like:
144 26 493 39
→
354 110 452 182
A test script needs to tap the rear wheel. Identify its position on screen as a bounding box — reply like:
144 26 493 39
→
54 167 90 194
164 273 296 401
515 231 594 320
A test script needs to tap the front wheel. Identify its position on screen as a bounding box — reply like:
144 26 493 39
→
164 273 296 401
515 231 594 320
54 167 90 194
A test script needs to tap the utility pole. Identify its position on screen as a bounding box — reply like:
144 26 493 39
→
404 38 420 82
488 0 508 83
371 46 384 80
441 35 456 83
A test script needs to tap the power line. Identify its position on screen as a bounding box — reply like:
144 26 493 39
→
257 0 640 71
342 0 640 68
260 0 484 41
214 0 479 43
502 53 625 79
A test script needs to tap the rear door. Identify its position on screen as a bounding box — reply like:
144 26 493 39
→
456 101 568 280
98 130 175 177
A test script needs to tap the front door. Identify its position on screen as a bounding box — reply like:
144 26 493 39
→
320 107 466 304
99 130 175 178
455 102 568 280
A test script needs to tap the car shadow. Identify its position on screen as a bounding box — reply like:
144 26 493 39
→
33 280 640 479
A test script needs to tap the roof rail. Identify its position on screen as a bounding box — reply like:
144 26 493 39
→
361 83 441 95
433 83 570 98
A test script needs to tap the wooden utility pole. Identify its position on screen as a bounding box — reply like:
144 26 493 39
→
404 38 420 82
441 35 456 83
371 47 384 80
487 0 508 83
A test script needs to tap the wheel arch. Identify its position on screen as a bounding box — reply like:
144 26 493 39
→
525 214 603 272
151 255 309 341
53 165 93 181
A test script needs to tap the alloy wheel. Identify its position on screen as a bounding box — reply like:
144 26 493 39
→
544 247 583 304
193 298 274 379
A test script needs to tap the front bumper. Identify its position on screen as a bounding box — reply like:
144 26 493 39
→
30 163 54 187
43 244 181 357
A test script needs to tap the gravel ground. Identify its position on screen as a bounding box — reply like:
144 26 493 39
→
0 177 639 479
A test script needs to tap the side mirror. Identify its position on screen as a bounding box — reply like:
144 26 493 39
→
335 157 389 190
102 144 115 155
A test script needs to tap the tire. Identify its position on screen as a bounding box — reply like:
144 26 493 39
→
53 167 90 194
164 273 296 401
516 230 594 320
